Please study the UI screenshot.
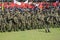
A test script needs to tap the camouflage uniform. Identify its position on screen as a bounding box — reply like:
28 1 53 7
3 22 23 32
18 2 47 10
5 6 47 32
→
0 15 2 32
13 15 19 31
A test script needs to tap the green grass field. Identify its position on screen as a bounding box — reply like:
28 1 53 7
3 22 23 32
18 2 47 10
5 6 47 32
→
0 28 60 40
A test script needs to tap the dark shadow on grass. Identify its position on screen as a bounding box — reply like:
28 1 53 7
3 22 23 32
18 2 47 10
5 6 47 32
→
38 29 51 33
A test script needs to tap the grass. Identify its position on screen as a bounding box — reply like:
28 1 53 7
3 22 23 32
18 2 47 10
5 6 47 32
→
0 28 60 40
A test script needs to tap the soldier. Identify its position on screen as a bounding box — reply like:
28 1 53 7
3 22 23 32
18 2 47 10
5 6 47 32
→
37 13 44 29
0 15 2 32
0 15 6 32
1 15 6 32
34 14 37 29
6 12 13 32
25 12 31 30
44 16 50 33
17 13 22 30
13 15 19 31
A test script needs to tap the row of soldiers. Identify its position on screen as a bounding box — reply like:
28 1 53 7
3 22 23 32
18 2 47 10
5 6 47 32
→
0 6 60 33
